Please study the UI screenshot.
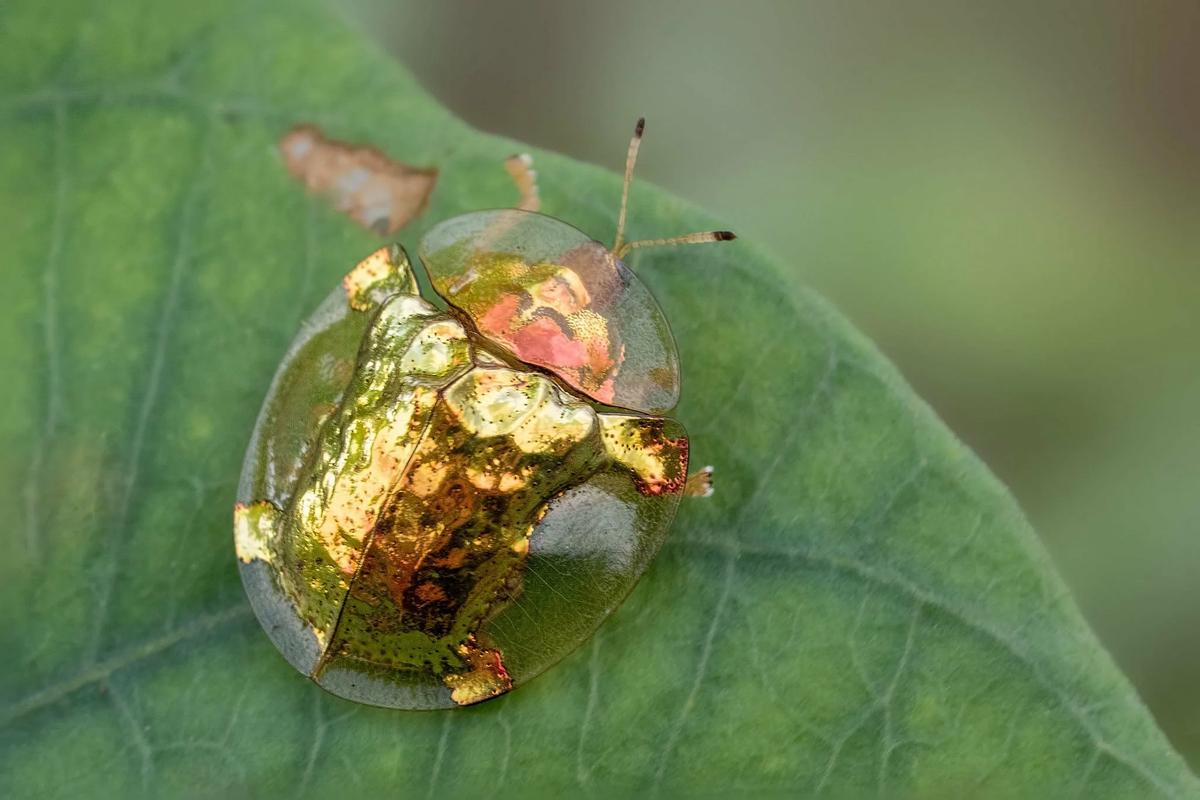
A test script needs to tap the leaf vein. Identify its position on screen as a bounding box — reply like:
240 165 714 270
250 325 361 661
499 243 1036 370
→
84 116 212 666
575 632 603 789
877 603 922 796
425 713 452 800
0 604 250 727
22 98 68 564
670 534 1181 797
652 552 737 792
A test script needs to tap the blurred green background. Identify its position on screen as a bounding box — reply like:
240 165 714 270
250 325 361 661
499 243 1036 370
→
340 0 1200 767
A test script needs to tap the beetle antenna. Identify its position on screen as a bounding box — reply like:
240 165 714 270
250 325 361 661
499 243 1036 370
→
615 230 736 259
613 117 645 255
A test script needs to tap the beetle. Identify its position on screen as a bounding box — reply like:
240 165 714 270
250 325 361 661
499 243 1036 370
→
234 119 731 709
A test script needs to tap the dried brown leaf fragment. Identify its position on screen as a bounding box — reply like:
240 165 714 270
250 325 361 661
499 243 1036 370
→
280 124 437 236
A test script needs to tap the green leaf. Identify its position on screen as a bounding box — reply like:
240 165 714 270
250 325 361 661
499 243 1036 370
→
0 0 1194 796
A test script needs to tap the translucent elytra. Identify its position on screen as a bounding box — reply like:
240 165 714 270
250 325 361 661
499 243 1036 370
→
420 210 682 414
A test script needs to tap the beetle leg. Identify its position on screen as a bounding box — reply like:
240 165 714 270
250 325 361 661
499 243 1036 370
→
683 465 714 498
444 637 513 706
504 153 541 212
341 243 421 311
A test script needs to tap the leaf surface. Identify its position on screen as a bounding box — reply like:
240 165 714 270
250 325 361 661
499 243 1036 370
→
0 0 1195 796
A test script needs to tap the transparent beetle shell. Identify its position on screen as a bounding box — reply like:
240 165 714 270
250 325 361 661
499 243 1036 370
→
235 243 688 709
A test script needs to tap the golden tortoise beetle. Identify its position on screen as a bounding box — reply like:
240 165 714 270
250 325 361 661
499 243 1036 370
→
234 120 732 709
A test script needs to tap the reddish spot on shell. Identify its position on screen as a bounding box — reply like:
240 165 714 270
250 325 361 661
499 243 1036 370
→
511 317 590 367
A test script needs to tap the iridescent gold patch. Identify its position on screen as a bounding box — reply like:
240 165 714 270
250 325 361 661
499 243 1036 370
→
598 415 689 496
342 245 420 311
444 640 513 706
234 501 278 565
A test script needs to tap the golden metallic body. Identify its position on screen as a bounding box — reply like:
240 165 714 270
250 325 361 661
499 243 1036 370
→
237 246 687 706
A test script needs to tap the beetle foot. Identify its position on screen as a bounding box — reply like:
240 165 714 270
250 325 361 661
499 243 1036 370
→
683 466 714 498
445 641 513 706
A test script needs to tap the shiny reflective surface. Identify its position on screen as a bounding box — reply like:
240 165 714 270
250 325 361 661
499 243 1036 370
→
237 244 688 708
420 210 682 414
